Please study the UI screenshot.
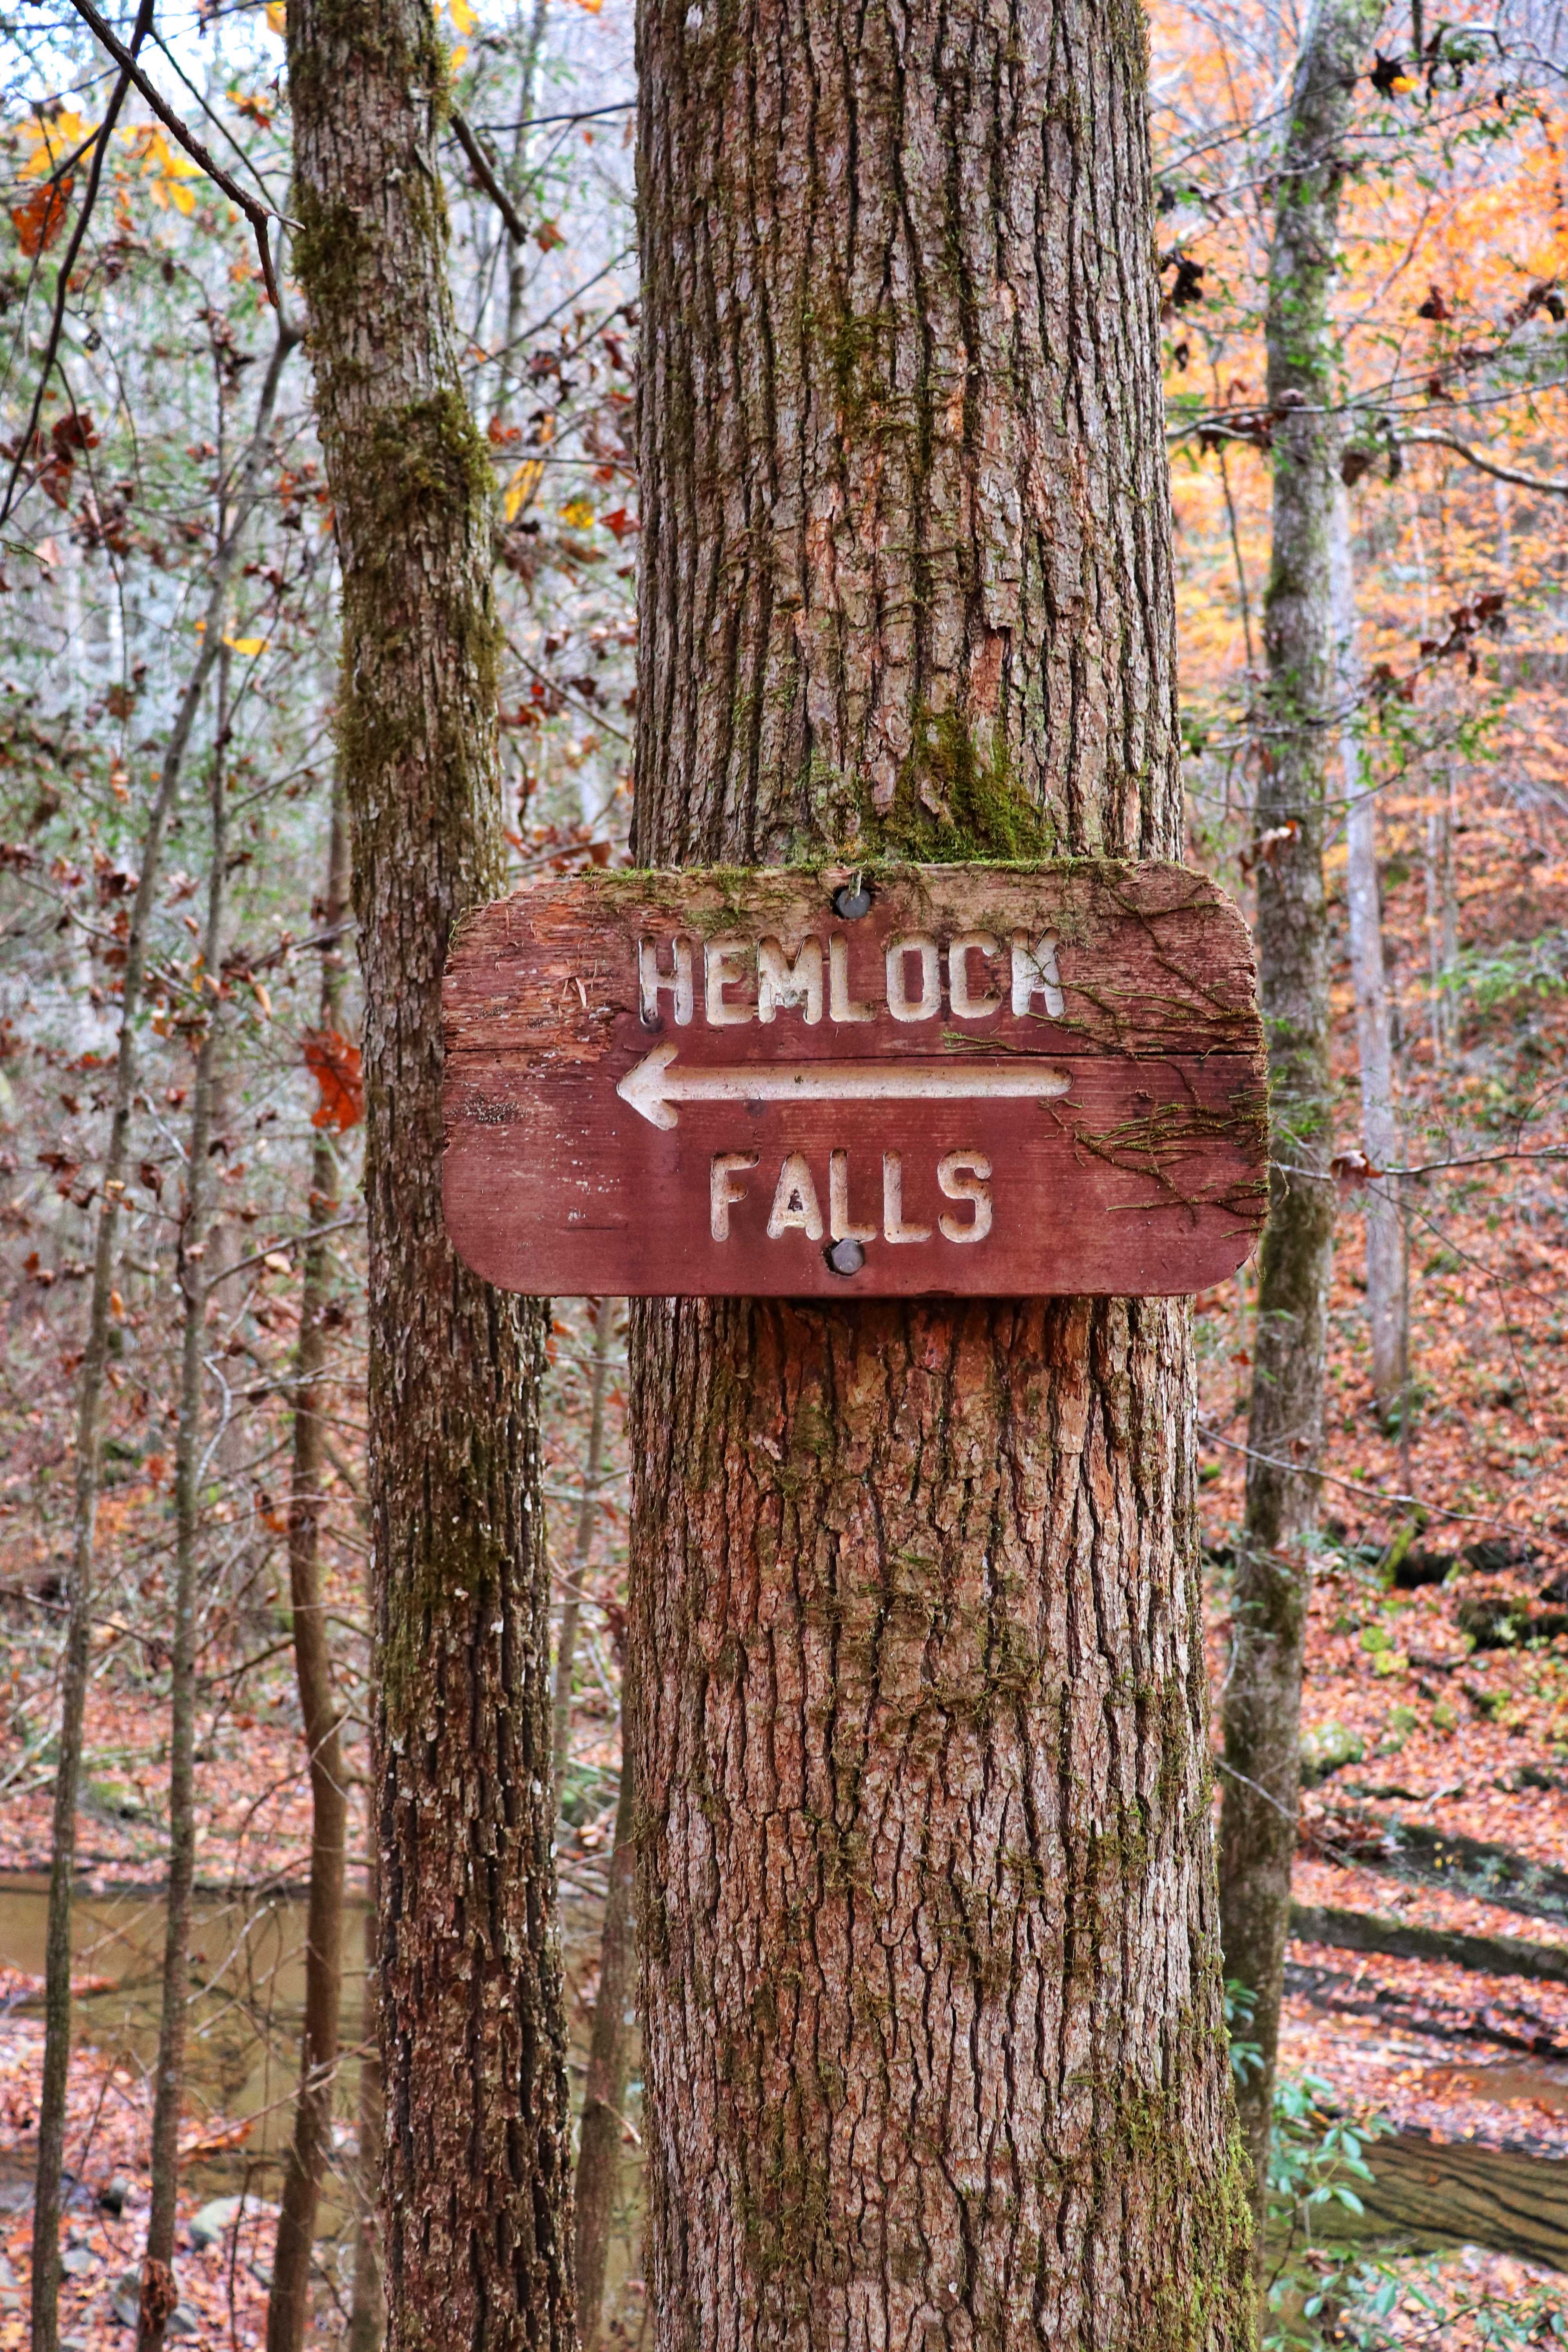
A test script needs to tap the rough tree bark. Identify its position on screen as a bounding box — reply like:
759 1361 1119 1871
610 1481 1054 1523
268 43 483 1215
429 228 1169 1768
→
286 3 575 2345
31 326 292 2352
1218 0 1382 2232
1334 481 1402 1420
138 642 238 2352
266 779 352 2352
627 0 1256 2341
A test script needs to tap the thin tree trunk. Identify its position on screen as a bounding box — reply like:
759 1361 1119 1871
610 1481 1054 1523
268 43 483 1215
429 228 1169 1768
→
1425 796 1457 1065
1218 0 1382 2239
138 641 233 2352
572 1741 635 2352
1334 482 1403 1422
494 0 550 414
31 325 294 2352
287 6 575 2345
346 1867 386 2352
552 1298 612 1808
265 779 353 2352
627 0 1254 2339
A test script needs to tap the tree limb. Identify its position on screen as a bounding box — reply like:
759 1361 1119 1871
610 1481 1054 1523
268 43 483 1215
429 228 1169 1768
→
1402 430 1568 496
449 109 528 244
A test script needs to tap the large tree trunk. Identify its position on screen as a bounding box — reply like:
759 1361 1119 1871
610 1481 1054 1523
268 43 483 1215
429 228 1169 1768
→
286 5 575 2346
31 327 292 2352
626 0 1255 2342
1218 0 1382 2234
1334 482 1402 1421
139 644 236 2352
266 780 353 2352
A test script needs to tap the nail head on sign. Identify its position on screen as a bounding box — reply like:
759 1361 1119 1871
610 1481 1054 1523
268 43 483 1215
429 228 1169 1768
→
825 1236 866 1277
831 878 873 920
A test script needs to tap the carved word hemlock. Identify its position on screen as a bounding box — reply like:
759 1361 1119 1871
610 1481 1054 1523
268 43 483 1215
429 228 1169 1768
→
440 862 1269 1299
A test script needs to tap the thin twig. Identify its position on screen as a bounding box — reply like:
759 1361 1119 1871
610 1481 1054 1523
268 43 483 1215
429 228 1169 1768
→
1196 1420 1526 1537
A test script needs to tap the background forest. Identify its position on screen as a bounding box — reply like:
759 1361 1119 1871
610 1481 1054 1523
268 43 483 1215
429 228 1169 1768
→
0 0 1567 2343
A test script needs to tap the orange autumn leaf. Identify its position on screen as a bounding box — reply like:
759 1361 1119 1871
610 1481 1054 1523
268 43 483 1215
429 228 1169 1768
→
302 1028 364 1131
11 177 73 258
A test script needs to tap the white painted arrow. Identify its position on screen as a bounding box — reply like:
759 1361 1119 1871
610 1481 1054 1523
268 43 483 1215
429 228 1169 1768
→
615 1041 1073 1131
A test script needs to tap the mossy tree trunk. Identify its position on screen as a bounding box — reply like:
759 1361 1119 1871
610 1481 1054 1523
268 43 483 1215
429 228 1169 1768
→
1218 0 1383 2236
627 0 1256 2341
287 4 575 2344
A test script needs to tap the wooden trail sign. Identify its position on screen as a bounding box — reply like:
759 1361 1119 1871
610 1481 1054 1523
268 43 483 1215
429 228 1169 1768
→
441 862 1268 1299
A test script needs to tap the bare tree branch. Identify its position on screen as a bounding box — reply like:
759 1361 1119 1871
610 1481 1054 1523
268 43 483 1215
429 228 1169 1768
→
0 0 154 530
62 0 283 311
449 109 529 244
1402 429 1568 495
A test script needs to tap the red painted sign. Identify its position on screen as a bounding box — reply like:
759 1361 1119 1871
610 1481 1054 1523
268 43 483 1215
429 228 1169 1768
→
441 862 1267 1298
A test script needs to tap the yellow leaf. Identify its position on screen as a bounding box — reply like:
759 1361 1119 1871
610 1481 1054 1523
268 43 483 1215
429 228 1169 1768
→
223 635 267 657
251 980 272 1019
560 497 596 530
265 0 286 29
167 180 197 215
449 42 469 70
19 110 94 177
573 0 604 14
448 0 477 29
505 458 544 520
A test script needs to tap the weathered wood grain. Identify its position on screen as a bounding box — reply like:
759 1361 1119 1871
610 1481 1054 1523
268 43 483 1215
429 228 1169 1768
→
441 860 1267 1297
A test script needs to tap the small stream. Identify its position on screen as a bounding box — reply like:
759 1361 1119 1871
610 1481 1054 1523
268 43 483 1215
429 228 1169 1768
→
0 1873 366 2214
0 1870 649 2330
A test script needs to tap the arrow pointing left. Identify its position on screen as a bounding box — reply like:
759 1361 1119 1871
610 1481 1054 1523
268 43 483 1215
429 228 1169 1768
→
615 1041 1073 1131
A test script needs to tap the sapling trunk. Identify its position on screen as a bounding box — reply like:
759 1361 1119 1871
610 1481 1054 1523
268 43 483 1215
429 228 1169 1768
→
346 1861 385 2352
1335 481 1403 1420
552 1297 613 1810
31 325 293 2352
265 777 353 2352
1219 0 1383 2241
138 642 233 2352
571 1736 635 2352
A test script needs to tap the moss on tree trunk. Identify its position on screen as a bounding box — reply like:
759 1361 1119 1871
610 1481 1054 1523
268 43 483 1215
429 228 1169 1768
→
287 2 574 2342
